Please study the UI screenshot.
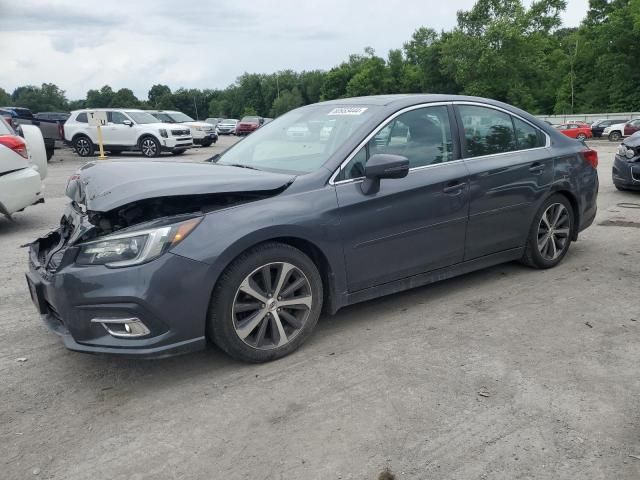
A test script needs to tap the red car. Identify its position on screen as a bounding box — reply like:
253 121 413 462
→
235 116 264 136
557 123 593 140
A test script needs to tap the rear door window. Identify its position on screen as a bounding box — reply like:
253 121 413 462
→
513 117 545 149
76 112 88 123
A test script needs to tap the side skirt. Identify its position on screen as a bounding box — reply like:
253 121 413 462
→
344 247 524 308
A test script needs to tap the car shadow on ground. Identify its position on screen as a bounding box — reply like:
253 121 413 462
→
45 260 539 398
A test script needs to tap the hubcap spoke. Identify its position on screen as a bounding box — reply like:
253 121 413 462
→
261 266 273 295
271 312 288 347
279 309 302 329
273 263 294 297
236 309 268 339
537 203 571 261
234 301 262 313
239 278 268 304
554 227 570 237
280 276 306 298
278 295 312 309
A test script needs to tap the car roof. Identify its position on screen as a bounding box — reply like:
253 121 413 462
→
71 108 145 113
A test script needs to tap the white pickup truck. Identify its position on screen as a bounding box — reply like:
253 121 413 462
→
0 119 47 218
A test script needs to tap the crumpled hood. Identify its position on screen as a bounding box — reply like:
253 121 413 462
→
66 160 295 212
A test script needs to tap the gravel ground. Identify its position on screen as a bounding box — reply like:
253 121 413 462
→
1 139 639 480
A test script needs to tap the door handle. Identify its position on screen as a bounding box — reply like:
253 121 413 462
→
443 182 467 194
529 163 545 174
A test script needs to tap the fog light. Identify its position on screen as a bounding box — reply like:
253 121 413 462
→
91 317 150 338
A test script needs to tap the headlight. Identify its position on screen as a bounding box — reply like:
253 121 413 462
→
159 128 168 138
194 126 203 131
76 217 202 267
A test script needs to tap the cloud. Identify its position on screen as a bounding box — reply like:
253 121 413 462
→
0 0 590 100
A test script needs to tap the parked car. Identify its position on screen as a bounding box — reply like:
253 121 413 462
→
235 116 264 136
556 123 593 140
26 95 598 362
603 119 640 142
612 131 640 191
0 119 47 218
3 106 62 160
0 108 18 130
204 117 223 127
216 118 238 135
35 112 70 122
147 110 218 147
591 119 629 138
64 109 193 157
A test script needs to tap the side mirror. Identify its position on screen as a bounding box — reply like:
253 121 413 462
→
361 154 409 195
123 120 133 127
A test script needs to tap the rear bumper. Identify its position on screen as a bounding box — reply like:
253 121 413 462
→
612 155 640 189
0 167 44 215
27 233 214 358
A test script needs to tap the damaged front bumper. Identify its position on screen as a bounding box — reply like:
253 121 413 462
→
26 215 212 358
612 155 640 190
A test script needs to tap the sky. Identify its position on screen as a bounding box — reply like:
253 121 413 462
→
0 0 589 100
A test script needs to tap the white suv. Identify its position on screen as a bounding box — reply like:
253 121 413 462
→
64 109 193 157
147 110 218 147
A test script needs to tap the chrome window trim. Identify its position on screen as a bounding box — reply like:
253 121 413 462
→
329 100 550 186
329 102 451 185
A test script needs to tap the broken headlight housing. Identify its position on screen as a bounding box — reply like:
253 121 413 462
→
76 217 202 267
618 143 639 160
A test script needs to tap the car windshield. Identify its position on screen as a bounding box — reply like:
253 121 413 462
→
241 116 260 123
169 112 195 122
222 119 238 125
126 111 160 124
218 104 377 174
152 112 174 123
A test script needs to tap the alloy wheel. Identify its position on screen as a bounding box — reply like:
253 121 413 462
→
537 203 570 261
141 138 157 157
76 138 90 156
232 262 313 350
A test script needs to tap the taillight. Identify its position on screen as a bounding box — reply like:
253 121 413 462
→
581 148 598 169
0 135 28 159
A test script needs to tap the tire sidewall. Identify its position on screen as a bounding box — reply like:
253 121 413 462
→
208 243 323 362
609 132 621 142
527 195 574 268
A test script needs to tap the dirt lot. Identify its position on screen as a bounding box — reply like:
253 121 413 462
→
1 138 639 479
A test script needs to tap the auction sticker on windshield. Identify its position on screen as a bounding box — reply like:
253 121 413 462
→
328 107 368 115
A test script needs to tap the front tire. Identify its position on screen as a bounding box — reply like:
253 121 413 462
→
521 194 574 269
140 136 161 157
201 140 213 147
73 136 94 157
208 242 323 363
609 131 622 142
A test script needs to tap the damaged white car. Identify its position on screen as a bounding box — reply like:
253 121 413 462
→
0 118 47 218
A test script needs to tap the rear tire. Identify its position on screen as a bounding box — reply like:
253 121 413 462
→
609 131 622 142
576 133 587 141
201 140 213 147
521 194 574 269
208 242 323 363
140 136 161 157
73 136 94 157
614 183 628 191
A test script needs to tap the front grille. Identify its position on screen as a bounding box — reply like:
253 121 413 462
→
171 129 190 136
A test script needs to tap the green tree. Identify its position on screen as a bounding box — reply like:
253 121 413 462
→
0 87 10 105
148 84 172 107
11 83 68 112
270 87 304 117
109 88 139 108
86 85 115 108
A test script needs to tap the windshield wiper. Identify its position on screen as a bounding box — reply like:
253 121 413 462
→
225 163 261 171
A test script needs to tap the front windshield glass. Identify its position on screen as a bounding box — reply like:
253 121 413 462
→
169 112 195 122
127 111 162 124
218 104 377 174
153 112 174 123
241 116 260 123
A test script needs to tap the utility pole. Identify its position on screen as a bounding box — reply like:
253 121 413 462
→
276 75 280 99
193 96 199 120
570 38 579 114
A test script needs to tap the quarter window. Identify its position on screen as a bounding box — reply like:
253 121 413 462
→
338 105 453 181
76 112 88 123
513 117 545 149
459 105 516 157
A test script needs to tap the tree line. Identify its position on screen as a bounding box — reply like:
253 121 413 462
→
1 0 638 120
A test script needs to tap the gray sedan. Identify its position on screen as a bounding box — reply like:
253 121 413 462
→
27 95 599 362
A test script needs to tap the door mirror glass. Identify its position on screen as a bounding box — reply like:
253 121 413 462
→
361 154 409 194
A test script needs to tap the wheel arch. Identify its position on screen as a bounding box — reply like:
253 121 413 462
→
137 133 160 147
547 188 580 241
208 235 341 317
